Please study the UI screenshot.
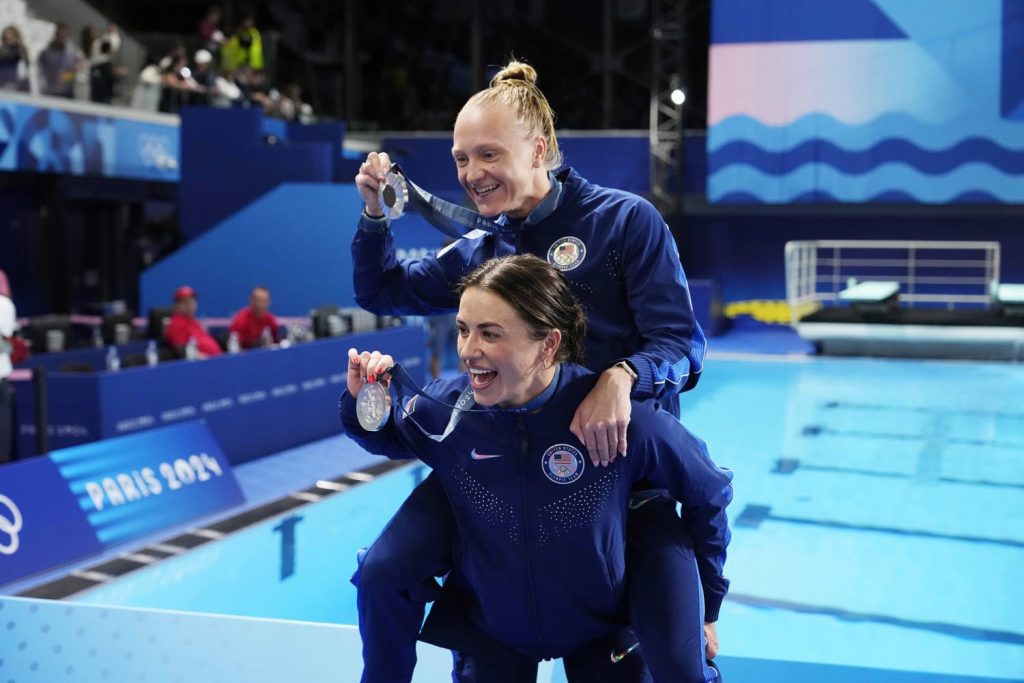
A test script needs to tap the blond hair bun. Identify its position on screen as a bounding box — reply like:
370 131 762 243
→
490 61 538 88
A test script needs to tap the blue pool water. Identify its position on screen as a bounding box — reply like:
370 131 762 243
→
71 356 1024 681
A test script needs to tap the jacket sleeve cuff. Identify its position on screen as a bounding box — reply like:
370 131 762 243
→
703 589 725 623
358 211 390 234
624 353 656 400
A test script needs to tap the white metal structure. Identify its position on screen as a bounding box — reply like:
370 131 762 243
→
785 240 1001 325
783 240 1024 360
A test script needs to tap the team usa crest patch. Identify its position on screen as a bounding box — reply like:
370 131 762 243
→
542 444 585 484
547 237 586 271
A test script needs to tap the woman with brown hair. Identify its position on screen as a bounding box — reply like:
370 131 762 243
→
343 255 730 682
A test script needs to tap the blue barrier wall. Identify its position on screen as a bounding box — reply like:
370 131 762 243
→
140 183 445 317
14 328 426 464
179 107 345 240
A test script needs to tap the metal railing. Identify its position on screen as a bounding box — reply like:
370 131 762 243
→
784 240 1002 325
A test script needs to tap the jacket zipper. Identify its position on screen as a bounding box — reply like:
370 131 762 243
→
517 414 544 652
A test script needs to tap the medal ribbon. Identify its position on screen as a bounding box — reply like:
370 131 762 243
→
387 364 494 442
388 164 520 240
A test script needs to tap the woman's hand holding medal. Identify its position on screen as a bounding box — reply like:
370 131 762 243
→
347 348 394 431
354 152 393 218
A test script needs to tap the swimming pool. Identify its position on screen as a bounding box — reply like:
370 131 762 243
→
69 356 1024 681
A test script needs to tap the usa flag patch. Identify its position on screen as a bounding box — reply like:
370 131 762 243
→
541 444 585 485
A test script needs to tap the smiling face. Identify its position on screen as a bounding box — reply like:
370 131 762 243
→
456 286 560 408
452 103 551 219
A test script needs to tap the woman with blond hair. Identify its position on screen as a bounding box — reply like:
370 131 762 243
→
351 60 720 682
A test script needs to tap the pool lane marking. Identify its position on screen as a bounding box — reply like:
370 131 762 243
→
774 458 1024 490
725 592 1024 646
735 504 1024 548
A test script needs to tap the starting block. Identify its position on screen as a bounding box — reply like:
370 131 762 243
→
838 279 900 314
993 283 1024 317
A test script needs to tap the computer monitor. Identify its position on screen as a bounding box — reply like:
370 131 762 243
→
147 307 174 340
26 315 72 353
310 306 352 338
101 312 136 345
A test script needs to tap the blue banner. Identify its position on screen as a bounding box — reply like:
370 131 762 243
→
708 0 1024 204
0 421 242 587
0 458 103 586
0 92 179 182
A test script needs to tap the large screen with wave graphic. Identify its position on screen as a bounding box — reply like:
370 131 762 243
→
707 0 1024 204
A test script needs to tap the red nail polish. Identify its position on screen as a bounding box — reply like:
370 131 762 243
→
368 373 375 383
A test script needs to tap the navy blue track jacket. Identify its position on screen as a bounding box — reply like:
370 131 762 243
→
340 364 732 661
352 167 707 397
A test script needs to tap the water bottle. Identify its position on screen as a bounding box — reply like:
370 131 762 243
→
261 326 273 348
105 346 121 372
185 336 199 360
227 332 241 354
145 340 159 367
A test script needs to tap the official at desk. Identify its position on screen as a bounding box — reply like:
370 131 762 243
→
14 326 426 464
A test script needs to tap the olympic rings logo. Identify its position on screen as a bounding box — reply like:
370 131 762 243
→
0 494 24 555
136 133 178 170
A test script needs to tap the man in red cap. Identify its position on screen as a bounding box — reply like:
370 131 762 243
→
164 285 222 358
228 286 280 349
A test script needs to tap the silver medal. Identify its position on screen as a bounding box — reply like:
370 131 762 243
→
378 171 409 220
356 380 390 431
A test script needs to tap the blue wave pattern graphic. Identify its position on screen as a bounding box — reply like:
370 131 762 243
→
709 138 1024 176
717 190 1005 204
709 162 1024 204
708 113 1024 204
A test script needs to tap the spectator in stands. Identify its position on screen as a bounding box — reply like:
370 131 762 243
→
221 14 263 74
158 48 206 113
209 65 242 107
232 64 270 109
0 269 15 463
229 286 280 349
0 25 30 92
130 56 163 111
38 23 84 98
89 23 123 104
188 48 214 106
198 6 226 53
265 81 307 121
164 286 222 358
80 25 97 59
